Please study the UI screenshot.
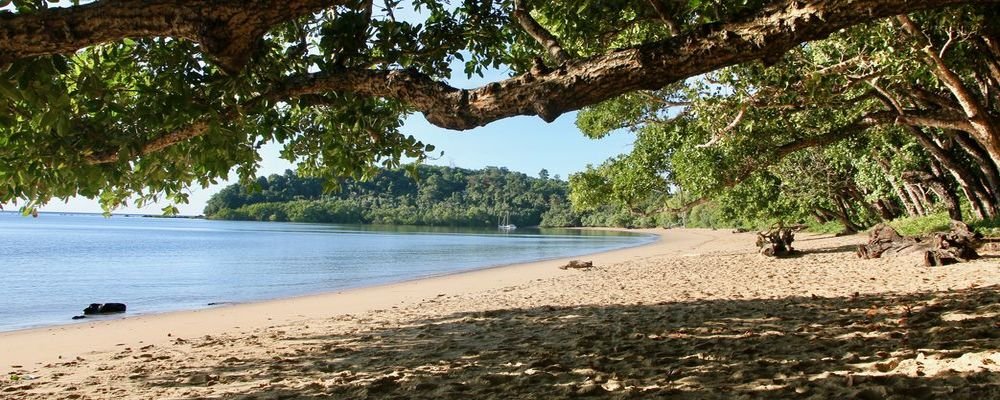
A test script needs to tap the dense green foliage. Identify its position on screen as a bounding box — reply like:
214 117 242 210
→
569 8 1000 235
205 165 598 228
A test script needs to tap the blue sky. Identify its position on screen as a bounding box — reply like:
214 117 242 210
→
27 2 636 215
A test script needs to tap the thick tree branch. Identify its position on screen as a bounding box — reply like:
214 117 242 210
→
512 0 571 64
906 85 964 112
4 0 997 127
898 16 986 121
275 0 1000 131
865 109 975 132
772 119 873 159
867 80 974 131
0 0 342 74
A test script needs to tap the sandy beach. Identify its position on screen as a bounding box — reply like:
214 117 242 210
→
2 228 999 399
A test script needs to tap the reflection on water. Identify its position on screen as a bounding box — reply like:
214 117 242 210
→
0 212 653 332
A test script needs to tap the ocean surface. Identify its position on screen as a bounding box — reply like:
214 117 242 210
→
0 212 653 332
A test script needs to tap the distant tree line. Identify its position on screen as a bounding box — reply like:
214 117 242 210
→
204 165 650 228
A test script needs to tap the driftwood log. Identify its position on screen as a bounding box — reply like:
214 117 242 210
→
856 221 982 266
559 260 594 270
756 226 795 257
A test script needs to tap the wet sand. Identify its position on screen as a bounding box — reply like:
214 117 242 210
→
2 228 999 399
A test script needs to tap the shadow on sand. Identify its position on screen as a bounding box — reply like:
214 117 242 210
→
150 286 999 399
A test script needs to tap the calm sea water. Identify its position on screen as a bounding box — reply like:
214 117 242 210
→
0 212 653 332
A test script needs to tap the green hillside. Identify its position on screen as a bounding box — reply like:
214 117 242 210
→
204 165 612 228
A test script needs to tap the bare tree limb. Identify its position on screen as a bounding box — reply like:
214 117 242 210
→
906 84 964 112
696 105 747 148
940 28 959 58
512 0 572 64
85 120 212 164
865 109 975 132
638 91 691 107
812 56 870 77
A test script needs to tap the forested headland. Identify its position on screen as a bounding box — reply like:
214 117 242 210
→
203 165 652 228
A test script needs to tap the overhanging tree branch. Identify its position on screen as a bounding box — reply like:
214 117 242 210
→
898 14 1000 166
48 0 1000 164
0 0 343 74
665 115 877 212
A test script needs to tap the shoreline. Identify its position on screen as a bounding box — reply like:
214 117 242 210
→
0 228 657 335
0 227 672 370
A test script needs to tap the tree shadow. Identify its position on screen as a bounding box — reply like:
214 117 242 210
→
147 286 1000 399
764 244 860 258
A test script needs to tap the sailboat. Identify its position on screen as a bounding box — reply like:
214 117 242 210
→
498 211 516 231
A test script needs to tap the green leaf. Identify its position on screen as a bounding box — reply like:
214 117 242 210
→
0 79 22 101
161 204 180 216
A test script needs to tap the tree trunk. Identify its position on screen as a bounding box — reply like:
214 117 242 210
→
902 170 962 221
954 131 1000 206
877 156 921 217
873 198 900 220
846 182 881 225
901 124 995 219
904 182 929 216
834 195 863 233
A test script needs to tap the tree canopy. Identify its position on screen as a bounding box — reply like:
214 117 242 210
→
569 6 1000 232
0 0 997 213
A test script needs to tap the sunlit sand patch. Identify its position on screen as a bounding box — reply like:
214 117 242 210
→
940 311 999 321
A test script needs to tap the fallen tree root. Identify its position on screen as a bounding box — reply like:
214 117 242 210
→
756 226 795 257
856 221 982 266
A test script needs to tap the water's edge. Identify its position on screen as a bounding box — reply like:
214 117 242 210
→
0 214 656 332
